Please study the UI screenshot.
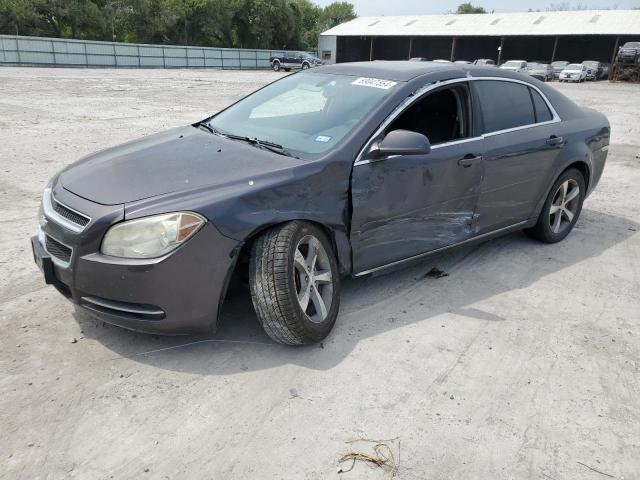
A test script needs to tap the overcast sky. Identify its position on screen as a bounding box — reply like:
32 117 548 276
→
314 0 640 16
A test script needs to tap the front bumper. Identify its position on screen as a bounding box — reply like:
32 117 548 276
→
33 185 241 334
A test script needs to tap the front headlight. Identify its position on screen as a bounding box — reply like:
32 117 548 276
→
101 212 205 259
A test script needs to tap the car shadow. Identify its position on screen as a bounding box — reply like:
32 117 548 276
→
75 208 638 374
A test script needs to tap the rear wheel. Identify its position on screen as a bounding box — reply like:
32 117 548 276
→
249 221 340 345
526 168 585 243
272 61 280 72
302 62 310 70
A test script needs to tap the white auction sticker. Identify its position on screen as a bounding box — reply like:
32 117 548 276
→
351 77 398 90
315 135 332 143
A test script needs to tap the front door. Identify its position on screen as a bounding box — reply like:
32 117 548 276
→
350 82 485 273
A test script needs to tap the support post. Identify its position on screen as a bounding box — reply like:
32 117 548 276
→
408 37 413 59
551 36 558 63
450 36 457 62
369 37 374 61
497 37 504 65
610 35 620 66
609 35 620 81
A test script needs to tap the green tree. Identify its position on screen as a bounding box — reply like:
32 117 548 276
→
0 0 357 50
455 2 486 13
0 0 39 35
319 1 355 31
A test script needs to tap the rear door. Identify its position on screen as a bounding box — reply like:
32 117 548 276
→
472 79 563 232
350 82 485 273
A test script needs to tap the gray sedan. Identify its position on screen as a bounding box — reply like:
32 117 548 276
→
32 62 610 345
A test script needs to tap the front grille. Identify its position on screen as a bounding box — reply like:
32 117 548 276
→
46 235 72 263
52 199 90 227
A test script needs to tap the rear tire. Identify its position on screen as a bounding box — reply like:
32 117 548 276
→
525 168 585 243
249 221 340 345
272 61 280 72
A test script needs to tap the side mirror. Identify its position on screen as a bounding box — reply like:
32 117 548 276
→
370 129 431 158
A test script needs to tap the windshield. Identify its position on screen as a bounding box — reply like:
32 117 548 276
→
208 73 396 157
623 42 640 48
566 64 582 70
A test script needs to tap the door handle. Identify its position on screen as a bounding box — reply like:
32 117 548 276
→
546 135 564 146
458 155 482 168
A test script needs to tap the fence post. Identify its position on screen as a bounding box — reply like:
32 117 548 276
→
137 44 141 68
238 49 241 70
113 42 117 68
83 41 88 67
221 50 224 70
162 47 166 69
15 35 22 64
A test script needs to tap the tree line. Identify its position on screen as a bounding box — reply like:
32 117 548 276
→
0 0 357 50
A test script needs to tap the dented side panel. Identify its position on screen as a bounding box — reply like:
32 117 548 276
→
350 139 485 273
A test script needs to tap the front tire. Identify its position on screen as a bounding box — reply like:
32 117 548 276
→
249 221 340 345
526 168 585 243
272 61 280 72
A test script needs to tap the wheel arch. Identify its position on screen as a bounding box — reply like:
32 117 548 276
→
232 219 352 281
531 159 591 222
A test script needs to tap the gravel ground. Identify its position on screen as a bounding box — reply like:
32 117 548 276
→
1 68 639 480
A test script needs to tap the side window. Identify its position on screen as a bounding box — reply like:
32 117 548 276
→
530 88 553 123
475 80 535 133
387 84 470 145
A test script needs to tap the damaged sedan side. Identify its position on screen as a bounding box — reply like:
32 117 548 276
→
32 61 609 345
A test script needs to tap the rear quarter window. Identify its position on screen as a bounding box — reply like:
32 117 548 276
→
530 88 553 123
475 80 536 133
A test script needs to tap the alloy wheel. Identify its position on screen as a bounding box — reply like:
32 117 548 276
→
549 179 580 234
293 235 334 323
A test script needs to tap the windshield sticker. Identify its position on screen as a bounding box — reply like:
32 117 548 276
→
315 135 332 143
352 77 397 90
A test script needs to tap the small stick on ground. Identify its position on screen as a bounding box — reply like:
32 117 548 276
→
337 437 400 479
577 461 615 478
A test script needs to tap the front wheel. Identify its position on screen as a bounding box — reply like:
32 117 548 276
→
525 168 585 243
301 63 310 70
272 62 280 72
249 221 340 345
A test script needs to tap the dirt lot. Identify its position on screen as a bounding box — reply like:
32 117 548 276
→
1 68 639 480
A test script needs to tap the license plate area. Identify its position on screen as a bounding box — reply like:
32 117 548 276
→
31 235 56 284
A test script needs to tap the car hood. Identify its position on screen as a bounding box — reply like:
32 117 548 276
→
561 69 582 74
60 125 302 205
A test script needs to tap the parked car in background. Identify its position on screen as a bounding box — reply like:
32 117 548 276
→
432 59 451 63
454 60 472 64
600 63 610 80
500 60 528 73
32 62 610 345
528 63 554 81
582 61 602 81
474 58 496 66
270 53 322 72
551 61 569 79
617 42 640 63
559 63 588 82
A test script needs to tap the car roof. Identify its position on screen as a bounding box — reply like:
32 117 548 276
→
315 61 523 82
